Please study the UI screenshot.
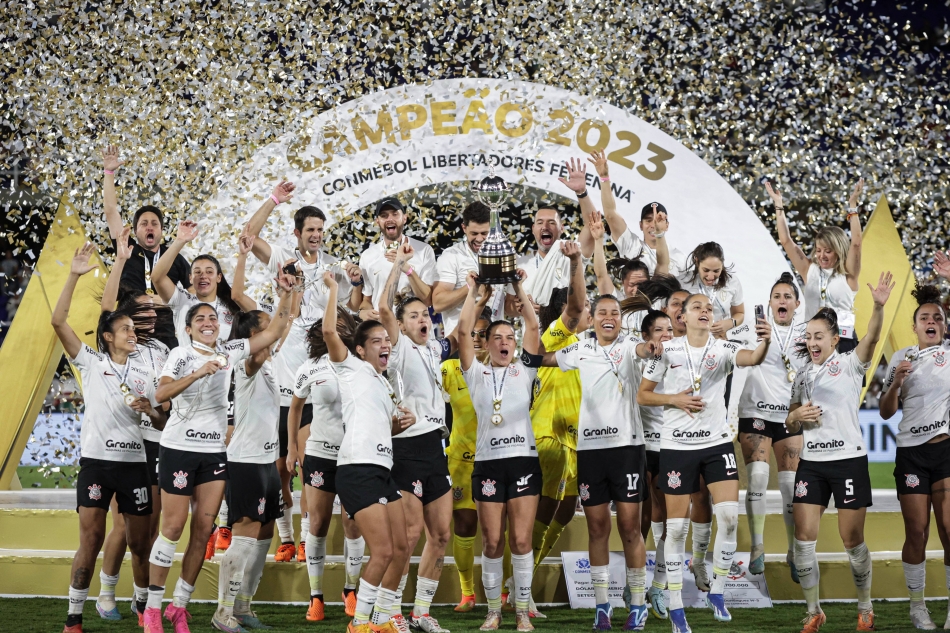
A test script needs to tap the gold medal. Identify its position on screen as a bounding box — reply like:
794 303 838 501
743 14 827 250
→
491 413 503 426
215 353 229 367
145 287 155 295
119 383 131 394
124 393 137 406
693 376 702 392
442 390 451 403
787 369 797 383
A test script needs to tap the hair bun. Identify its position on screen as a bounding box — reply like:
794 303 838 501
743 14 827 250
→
911 282 943 308
777 271 795 285
815 307 839 328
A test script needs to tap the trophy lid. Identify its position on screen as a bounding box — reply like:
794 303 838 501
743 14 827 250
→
471 164 510 207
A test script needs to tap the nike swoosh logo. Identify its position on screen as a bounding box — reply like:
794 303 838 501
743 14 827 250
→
671 364 682 369
214 469 226 475
458 386 465 391
137 506 148 511
726 470 737 475
627 493 638 497
843 498 855 503
314 380 327 385
104 372 115 376
517 486 530 492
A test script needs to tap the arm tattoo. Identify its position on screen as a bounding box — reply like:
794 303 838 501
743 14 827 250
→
566 317 579 331
384 261 402 308
568 261 578 295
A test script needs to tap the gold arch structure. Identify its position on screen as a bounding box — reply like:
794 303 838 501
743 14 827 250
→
0 197 106 490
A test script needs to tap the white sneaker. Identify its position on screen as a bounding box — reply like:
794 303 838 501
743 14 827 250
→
527 593 545 619
691 556 710 592
909 602 936 630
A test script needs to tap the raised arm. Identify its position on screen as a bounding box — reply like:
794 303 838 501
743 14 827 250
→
322 272 349 362
766 180 810 281
735 318 773 366
102 145 125 240
653 212 671 276
589 212 615 296
845 178 864 291
243 181 296 264
457 272 483 371
587 150 625 240
101 227 132 312
558 157 598 258
561 240 586 332
231 226 262 312
513 272 540 355
246 272 295 355
152 221 197 302
855 271 894 364
378 242 411 342
52 243 99 359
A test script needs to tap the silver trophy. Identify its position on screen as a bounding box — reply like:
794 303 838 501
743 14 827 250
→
471 164 519 285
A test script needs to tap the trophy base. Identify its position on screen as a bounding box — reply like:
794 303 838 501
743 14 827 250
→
477 260 520 286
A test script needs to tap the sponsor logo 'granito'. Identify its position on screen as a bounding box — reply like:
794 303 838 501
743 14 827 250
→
376 443 393 456
263 441 279 452
757 401 788 411
910 421 946 435
583 426 618 437
186 429 221 440
490 435 526 447
322 441 341 452
105 438 143 450
672 429 711 439
806 439 844 450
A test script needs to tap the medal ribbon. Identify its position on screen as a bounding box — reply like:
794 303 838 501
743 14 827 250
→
143 249 160 294
803 352 837 403
490 364 508 408
106 355 132 391
683 335 715 394
600 336 624 392
415 343 448 403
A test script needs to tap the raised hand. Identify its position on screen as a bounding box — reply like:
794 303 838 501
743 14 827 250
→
176 220 199 243
272 180 296 204
933 251 950 280
654 211 670 234
557 158 588 194
396 242 414 264
560 240 582 261
322 270 339 289
102 145 124 173
238 225 255 256
589 211 605 240
848 178 864 209
465 270 479 290
71 243 98 276
116 227 133 261
764 179 784 209
344 262 364 285
867 270 895 307
587 150 609 178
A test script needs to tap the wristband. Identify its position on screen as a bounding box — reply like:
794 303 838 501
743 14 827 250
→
270 194 280 205
654 231 666 238
350 278 364 287
404 266 414 277
732 318 737 328
846 211 859 221
774 206 784 212
577 190 589 199
599 176 610 182
104 170 114 175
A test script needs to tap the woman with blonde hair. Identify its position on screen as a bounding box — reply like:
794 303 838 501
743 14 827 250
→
767 179 865 352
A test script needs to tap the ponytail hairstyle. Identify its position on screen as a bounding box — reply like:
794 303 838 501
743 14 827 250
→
540 287 568 332
191 254 243 317
636 273 683 308
619 291 653 318
684 242 733 290
608 257 650 286
96 304 160 353
911 282 945 321
811 227 850 276
230 310 265 341
640 309 672 339
96 310 134 354
771 271 801 300
307 308 358 359
118 297 173 344
794 307 839 358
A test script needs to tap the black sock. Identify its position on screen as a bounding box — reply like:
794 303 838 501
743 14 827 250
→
65 614 83 627
136 599 148 614
312 592 324 600
343 588 355 597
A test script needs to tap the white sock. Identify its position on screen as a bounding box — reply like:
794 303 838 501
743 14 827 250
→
372 587 398 625
68 586 89 616
345 536 366 589
218 499 229 527
393 573 408 616
846 542 873 610
777 471 796 553
482 555 503 612
306 533 327 597
591 564 610 606
219 535 255 616
98 571 119 608
665 518 689 611
147 586 164 610
172 577 195 609
235 538 270 615
710 502 739 595
795 539 820 613
413 576 439 617
300 512 310 540
511 552 533 612
903 561 926 603
133 583 148 609
745 462 769 552
276 510 293 544
354 578 379 625
651 521 667 589
627 567 646 606
691 521 712 562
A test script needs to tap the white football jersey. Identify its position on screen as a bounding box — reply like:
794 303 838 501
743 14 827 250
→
738 322 807 423
129 341 169 442
228 358 280 464
389 334 451 438
159 339 250 453
462 359 538 461
333 352 397 469
294 355 344 460
71 344 156 462
638 359 665 452
273 303 322 407
676 273 744 324
358 237 437 310
642 335 740 450
611 228 687 276
883 344 950 447
790 351 870 462
166 286 240 348
556 337 644 451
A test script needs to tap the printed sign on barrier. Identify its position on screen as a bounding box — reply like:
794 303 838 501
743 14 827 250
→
561 551 772 609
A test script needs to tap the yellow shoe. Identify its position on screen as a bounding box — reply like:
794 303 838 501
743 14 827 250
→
347 622 375 633
306 596 324 622
800 610 826 633
343 590 358 617
857 609 875 631
274 542 296 562
455 595 476 612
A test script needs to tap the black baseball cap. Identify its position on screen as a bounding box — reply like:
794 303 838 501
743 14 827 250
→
375 197 405 216
640 202 667 220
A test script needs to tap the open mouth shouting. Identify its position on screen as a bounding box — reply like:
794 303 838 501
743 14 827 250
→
776 306 788 320
384 221 399 239
698 313 710 326
809 346 822 361
538 229 555 250
378 349 391 368
924 326 938 339
142 230 157 247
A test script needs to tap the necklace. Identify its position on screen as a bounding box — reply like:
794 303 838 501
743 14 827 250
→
683 335 715 395
600 336 625 394
107 355 135 406
490 364 508 425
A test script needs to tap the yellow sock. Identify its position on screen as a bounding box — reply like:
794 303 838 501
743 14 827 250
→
454 535 476 596
532 520 548 557
535 519 566 569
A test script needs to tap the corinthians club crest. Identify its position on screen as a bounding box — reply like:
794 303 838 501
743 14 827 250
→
667 471 681 489
412 480 423 498
310 471 324 488
579 484 590 501
795 480 809 498
88 484 102 500
481 479 497 498
905 474 920 489
172 470 188 490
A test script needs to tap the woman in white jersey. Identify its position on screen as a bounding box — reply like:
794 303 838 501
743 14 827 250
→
95 230 175 622
211 308 287 632
540 292 661 632
151 220 246 346
785 272 894 633
377 243 455 633
458 271 541 633
142 273 292 633
768 179 864 353
736 272 807 580
638 292 772 633
322 272 415 633
53 244 167 633
676 242 745 341
286 308 366 622
879 283 950 630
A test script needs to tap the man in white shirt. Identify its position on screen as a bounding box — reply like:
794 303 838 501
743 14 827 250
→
431 202 504 335
590 201 686 275
504 206 571 316
355 197 437 321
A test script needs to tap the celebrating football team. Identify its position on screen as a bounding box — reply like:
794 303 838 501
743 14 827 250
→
55 145 950 633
